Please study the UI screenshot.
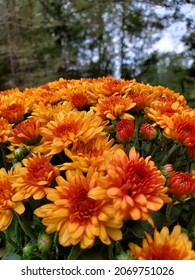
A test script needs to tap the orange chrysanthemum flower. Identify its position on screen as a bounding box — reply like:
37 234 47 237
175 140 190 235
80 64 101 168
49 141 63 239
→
0 168 25 231
116 119 135 142
60 136 123 172
0 117 12 143
169 171 195 197
12 155 59 201
95 95 135 120
36 110 106 156
0 92 30 121
89 147 171 223
31 101 73 125
144 101 184 129
0 88 21 96
93 77 129 97
70 92 88 110
65 88 88 110
1 103 25 123
9 118 42 146
124 81 154 111
34 168 123 249
24 87 63 106
129 225 195 260
163 110 195 147
152 85 187 107
39 78 69 92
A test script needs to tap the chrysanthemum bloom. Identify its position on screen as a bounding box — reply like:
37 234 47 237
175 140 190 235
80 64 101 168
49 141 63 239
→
93 77 129 97
140 123 157 140
12 155 59 201
60 136 123 173
163 110 195 147
0 88 21 96
89 147 171 223
65 88 88 110
129 225 195 260
1 103 25 123
9 118 42 146
39 78 69 91
61 79 99 105
116 119 135 142
36 110 106 156
34 168 123 249
169 171 195 197
123 81 154 111
82 77 129 101
70 92 88 110
0 168 25 231
31 101 73 125
144 101 184 129
152 85 187 107
24 87 64 106
0 91 30 120
0 117 12 143
95 95 135 120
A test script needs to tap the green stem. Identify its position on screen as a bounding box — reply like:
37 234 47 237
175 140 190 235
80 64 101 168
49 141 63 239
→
165 202 172 227
4 231 21 250
14 213 35 240
16 220 22 248
160 143 178 166
150 143 159 158
145 141 152 156
108 243 114 260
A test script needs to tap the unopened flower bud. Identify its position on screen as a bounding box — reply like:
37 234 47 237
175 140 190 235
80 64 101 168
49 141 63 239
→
162 164 173 175
14 146 30 161
37 233 52 253
116 119 134 143
22 241 35 258
140 123 157 140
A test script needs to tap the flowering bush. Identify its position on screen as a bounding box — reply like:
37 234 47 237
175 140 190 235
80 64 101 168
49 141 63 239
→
0 77 195 260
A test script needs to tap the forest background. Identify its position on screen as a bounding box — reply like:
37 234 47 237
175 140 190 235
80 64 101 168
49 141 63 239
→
0 0 194 107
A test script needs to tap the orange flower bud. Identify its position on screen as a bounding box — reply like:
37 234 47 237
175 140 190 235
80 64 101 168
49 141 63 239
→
169 171 195 196
140 123 157 140
116 119 134 142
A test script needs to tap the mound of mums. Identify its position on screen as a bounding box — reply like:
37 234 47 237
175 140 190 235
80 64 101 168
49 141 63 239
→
0 76 194 260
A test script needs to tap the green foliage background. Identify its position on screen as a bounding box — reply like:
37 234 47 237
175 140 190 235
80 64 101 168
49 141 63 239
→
0 0 194 107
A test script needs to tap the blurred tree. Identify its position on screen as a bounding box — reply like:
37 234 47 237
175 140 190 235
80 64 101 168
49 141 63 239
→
0 0 194 97
0 0 58 89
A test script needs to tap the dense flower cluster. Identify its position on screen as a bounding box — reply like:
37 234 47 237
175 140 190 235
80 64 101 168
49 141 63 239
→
0 76 194 260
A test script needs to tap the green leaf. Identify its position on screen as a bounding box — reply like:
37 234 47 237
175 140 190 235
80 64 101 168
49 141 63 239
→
169 205 182 225
128 221 145 239
187 213 195 231
15 212 36 240
2 253 21 260
67 244 83 260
